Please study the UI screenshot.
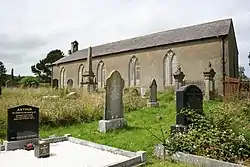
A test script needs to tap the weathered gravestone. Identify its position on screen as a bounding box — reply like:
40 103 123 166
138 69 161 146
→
4 105 39 150
98 70 127 133
147 79 159 107
170 84 203 134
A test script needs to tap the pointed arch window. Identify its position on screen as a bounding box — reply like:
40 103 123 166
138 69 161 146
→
163 50 178 86
171 54 178 84
60 67 66 88
128 56 140 87
78 64 85 87
97 61 105 88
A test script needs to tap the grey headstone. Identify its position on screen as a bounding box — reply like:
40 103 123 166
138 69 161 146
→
104 70 125 120
149 79 157 102
147 79 159 107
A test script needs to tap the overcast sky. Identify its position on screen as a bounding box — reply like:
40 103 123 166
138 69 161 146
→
1 0 250 76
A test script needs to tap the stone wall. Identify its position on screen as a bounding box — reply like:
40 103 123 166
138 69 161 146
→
52 32 238 95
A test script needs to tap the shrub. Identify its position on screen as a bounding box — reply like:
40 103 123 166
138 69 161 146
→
19 76 40 88
123 87 147 112
158 88 175 103
208 100 250 139
164 108 250 165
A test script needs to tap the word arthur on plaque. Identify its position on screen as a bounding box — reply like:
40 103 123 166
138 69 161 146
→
7 105 39 141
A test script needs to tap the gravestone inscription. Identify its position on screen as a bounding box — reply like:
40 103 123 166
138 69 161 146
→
171 84 203 134
7 105 39 141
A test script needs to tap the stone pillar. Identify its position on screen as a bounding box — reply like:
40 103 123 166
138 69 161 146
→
11 68 14 80
203 62 216 100
81 47 97 93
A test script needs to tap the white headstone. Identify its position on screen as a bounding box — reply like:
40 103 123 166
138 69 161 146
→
140 87 146 98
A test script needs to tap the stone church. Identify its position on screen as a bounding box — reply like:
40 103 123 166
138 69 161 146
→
52 18 238 95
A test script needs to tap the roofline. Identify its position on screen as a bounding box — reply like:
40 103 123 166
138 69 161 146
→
52 35 228 66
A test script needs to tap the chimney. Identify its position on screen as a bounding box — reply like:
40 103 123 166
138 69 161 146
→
71 40 79 53
68 50 72 55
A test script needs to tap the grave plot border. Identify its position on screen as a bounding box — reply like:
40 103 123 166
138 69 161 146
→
154 143 246 167
1 134 146 167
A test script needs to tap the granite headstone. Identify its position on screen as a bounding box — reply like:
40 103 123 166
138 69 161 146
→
147 79 159 107
171 84 203 134
7 105 39 141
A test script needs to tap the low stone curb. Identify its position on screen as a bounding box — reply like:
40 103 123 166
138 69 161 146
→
41 136 68 143
154 143 246 167
68 136 146 167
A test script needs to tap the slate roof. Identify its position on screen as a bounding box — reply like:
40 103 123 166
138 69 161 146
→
53 18 232 65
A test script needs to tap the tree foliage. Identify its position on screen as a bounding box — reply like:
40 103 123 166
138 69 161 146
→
239 66 248 80
31 49 64 83
0 61 7 86
19 76 40 88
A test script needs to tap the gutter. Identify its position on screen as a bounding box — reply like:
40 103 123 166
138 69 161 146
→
217 35 226 96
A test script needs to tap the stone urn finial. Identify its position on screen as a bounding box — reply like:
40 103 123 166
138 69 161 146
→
203 62 216 79
173 65 185 82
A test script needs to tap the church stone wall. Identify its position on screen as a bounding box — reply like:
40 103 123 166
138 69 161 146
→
52 37 235 95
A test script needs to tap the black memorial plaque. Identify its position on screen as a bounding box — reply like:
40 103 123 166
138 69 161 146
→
34 142 50 158
7 105 39 141
171 85 203 134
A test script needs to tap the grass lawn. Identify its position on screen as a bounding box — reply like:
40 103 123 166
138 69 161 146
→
0 88 222 166
39 99 204 167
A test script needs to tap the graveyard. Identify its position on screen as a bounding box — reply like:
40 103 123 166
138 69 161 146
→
0 79 250 166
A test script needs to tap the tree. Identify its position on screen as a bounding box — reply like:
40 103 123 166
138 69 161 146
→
0 61 7 86
31 49 64 83
239 66 248 80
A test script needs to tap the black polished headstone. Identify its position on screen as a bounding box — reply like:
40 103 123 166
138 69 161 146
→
7 105 39 141
171 84 203 134
0 87 2 95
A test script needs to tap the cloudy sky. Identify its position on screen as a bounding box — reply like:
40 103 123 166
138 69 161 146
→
1 0 250 76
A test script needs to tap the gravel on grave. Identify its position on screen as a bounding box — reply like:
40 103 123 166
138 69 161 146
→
0 141 130 167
